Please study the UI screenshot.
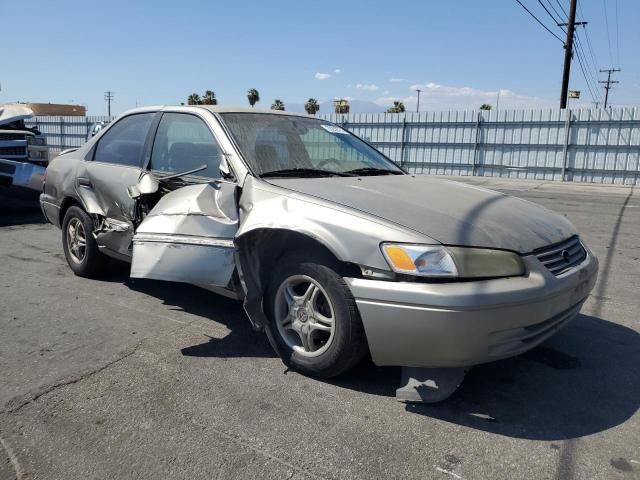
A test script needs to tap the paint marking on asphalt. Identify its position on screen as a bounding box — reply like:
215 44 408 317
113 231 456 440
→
434 466 464 479
0 432 26 480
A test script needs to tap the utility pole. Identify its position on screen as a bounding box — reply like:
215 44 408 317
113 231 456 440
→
415 88 422 112
104 91 114 117
559 0 583 109
599 69 621 108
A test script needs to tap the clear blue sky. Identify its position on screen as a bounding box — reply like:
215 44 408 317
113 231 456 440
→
2 0 638 114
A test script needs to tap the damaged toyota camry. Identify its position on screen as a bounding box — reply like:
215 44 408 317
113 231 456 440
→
40 106 598 401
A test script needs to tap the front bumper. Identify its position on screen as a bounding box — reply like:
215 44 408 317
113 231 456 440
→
346 248 598 368
0 159 46 192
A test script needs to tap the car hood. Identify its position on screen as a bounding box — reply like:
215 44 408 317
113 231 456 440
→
0 104 34 127
268 175 576 253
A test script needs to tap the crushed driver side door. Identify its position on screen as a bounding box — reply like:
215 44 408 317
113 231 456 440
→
129 111 240 296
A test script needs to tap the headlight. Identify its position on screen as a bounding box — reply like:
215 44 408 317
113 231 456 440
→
28 149 48 160
28 136 47 146
381 243 524 279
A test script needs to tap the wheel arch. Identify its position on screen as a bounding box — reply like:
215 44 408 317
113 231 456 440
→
59 196 84 227
235 228 361 331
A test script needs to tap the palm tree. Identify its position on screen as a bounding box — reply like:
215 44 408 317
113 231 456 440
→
271 99 285 111
305 98 320 115
187 93 202 105
247 88 260 107
480 104 492 110
386 101 405 113
202 90 217 105
333 99 350 114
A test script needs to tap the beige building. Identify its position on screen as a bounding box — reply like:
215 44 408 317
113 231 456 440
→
25 103 86 116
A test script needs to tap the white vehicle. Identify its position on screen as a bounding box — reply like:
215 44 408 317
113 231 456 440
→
0 105 49 194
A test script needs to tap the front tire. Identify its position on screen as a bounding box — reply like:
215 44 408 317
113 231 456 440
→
62 205 108 277
264 258 368 378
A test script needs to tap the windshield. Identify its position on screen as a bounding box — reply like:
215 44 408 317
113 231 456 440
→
220 113 404 177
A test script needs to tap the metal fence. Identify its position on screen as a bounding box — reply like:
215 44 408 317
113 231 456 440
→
25 115 113 152
320 107 640 185
26 108 640 185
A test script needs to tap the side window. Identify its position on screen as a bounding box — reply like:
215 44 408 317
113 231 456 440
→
93 113 154 167
150 113 222 178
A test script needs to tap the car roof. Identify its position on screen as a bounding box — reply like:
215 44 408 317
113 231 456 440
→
119 105 315 119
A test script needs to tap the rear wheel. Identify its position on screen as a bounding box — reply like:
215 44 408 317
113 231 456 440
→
62 206 108 277
264 258 368 378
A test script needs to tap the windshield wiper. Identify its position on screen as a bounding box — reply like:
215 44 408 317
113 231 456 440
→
159 164 208 180
344 167 403 176
261 168 352 178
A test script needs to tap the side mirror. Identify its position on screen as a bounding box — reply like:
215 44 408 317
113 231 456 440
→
219 156 231 177
128 172 159 199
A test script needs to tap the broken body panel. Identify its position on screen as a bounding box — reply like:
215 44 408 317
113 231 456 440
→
0 104 49 193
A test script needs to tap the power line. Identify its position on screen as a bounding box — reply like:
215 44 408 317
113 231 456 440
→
544 0 565 23
514 0 564 43
555 0 568 17
573 33 599 102
537 0 562 24
603 0 615 66
614 0 621 67
574 32 602 101
574 41 601 103
576 2 602 81
581 25 601 75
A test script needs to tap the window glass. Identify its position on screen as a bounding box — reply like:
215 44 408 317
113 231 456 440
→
220 113 401 176
94 113 154 167
150 113 222 178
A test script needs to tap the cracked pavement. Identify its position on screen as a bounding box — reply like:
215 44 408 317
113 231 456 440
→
0 178 639 479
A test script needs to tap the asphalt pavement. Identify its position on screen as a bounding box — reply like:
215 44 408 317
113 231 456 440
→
0 177 638 480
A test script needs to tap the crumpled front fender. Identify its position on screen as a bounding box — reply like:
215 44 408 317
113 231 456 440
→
235 176 433 330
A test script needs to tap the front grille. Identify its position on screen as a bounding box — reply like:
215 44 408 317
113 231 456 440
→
0 146 27 157
534 235 586 276
0 133 25 141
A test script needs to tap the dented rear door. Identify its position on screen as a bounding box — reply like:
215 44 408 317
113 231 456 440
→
77 112 158 258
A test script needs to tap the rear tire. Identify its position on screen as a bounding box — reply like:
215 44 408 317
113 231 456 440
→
62 206 108 277
264 257 368 378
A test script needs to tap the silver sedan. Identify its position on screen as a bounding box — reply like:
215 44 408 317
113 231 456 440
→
40 106 598 400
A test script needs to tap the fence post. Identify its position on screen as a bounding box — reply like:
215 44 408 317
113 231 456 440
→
59 116 65 151
399 116 407 169
560 109 572 181
472 111 482 176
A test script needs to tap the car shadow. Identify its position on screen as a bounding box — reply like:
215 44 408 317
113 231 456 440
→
92 261 638 441
0 194 45 227
98 260 277 359
401 314 640 440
